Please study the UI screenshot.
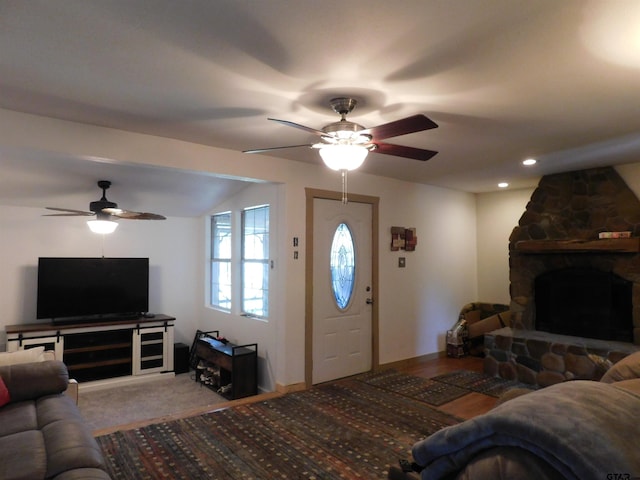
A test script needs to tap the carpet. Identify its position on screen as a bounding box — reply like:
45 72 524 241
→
96 378 460 479
356 370 469 406
431 369 536 398
79 372 226 432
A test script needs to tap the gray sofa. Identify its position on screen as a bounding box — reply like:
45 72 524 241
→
0 360 111 480
390 351 640 480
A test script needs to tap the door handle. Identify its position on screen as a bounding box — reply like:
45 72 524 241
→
366 298 374 305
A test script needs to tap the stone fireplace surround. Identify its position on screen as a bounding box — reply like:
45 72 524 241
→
484 167 640 387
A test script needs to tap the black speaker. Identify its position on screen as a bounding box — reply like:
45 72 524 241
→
174 342 190 374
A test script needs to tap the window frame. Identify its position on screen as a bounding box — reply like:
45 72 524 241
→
241 204 270 318
208 204 271 319
209 212 232 311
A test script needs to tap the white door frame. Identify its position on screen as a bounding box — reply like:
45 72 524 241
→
304 188 380 387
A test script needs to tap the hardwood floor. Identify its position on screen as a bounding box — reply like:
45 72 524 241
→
396 354 497 419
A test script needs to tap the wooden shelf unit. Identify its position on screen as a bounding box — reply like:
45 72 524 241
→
63 328 133 382
193 331 257 400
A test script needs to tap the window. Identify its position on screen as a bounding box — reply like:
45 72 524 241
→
330 223 355 310
242 205 270 317
209 204 270 318
210 212 232 310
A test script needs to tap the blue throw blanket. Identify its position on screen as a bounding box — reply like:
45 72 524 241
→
412 380 640 480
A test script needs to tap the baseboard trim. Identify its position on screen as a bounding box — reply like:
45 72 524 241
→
275 381 306 394
379 351 446 371
78 372 176 393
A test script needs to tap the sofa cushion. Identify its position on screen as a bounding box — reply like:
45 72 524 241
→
0 400 38 437
0 430 47 480
37 395 84 429
600 351 640 383
53 468 113 480
0 347 45 366
0 361 68 402
0 376 10 407
43 419 106 478
610 378 640 395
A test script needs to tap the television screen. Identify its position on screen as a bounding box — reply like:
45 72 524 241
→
37 257 149 322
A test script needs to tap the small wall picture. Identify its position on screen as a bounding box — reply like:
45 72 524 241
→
391 226 405 251
391 226 417 251
405 228 417 251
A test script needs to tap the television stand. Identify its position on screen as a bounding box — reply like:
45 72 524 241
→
5 315 176 383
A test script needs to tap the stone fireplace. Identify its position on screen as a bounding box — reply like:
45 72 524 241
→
484 167 640 386
509 167 640 345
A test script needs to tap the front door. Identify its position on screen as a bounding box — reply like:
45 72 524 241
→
311 197 373 384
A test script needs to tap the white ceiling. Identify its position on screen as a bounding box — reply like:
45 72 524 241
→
2 0 640 216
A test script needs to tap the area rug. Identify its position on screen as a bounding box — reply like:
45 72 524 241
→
80 372 226 432
356 369 469 406
96 378 460 479
431 369 535 398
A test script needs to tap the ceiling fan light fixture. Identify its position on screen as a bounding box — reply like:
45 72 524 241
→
318 144 368 171
87 219 118 234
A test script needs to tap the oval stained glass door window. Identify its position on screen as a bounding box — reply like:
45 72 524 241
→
330 223 356 309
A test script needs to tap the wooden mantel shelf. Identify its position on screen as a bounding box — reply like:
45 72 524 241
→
514 237 640 253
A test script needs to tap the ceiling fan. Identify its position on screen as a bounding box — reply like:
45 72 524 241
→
44 180 165 233
243 97 439 164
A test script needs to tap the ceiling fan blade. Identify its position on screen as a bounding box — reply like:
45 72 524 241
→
44 207 95 216
373 142 438 161
43 213 95 217
361 114 438 141
103 208 166 220
243 144 313 154
268 118 327 137
123 212 166 220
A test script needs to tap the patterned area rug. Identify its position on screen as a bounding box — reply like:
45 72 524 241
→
431 369 536 398
96 379 460 479
357 370 469 406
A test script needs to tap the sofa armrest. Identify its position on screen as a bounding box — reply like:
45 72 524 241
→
65 378 79 404
0 360 69 403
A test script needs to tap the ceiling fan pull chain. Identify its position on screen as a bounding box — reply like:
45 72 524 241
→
341 169 348 204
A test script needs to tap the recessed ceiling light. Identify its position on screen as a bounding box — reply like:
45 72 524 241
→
498 182 509 188
522 158 537 166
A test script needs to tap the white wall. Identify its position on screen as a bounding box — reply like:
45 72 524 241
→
475 188 534 304
374 180 478 364
0 205 200 348
0 109 480 391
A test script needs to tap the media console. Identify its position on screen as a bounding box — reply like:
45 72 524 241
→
5 315 175 383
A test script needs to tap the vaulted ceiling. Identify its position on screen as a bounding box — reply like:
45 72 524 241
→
2 0 640 216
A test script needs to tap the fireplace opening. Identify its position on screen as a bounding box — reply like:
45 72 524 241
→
534 267 633 342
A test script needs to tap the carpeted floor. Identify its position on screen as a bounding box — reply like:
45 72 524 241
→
430 369 536 397
96 376 461 479
357 369 469 406
356 369 535 405
79 372 227 431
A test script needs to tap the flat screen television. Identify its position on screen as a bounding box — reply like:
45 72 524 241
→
37 257 149 323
